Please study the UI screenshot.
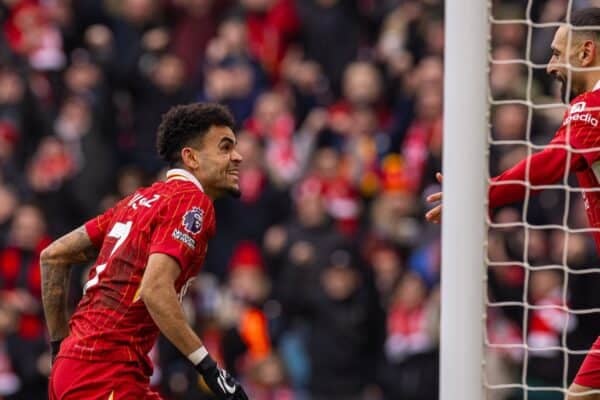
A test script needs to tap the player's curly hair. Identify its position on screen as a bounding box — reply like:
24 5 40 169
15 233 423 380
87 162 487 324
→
156 103 235 166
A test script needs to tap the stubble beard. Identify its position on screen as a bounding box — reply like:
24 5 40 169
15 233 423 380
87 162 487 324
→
557 72 585 103
558 76 572 102
226 186 242 198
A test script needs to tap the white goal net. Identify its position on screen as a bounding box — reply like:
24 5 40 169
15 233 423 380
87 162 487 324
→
485 1 600 399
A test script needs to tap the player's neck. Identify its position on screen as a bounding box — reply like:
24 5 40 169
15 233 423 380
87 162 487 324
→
583 71 600 93
166 168 206 194
202 187 219 201
166 167 220 200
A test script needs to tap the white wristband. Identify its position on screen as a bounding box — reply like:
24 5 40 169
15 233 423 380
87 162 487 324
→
187 346 209 365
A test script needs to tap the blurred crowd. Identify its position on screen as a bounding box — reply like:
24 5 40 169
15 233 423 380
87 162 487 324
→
0 0 599 399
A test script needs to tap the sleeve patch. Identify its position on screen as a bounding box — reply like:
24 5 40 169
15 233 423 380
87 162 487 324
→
172 229 196 249
182 207 204 234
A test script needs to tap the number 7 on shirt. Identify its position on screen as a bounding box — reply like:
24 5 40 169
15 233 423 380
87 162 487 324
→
83 221 132 294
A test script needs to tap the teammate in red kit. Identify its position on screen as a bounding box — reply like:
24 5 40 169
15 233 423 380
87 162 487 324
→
426 7 600 400
40 103 248 399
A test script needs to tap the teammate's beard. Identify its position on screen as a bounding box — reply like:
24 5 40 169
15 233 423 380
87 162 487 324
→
227 187 242 198
557 75 577 103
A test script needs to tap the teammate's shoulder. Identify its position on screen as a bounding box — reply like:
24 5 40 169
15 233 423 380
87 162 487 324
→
125 179 213 210
159 181 213 211
562 91 600 129
145 180 194 199
167 181 210 200
570 90 600 109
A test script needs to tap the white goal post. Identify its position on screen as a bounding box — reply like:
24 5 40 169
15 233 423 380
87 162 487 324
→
440 0 489 399
442 1 600 399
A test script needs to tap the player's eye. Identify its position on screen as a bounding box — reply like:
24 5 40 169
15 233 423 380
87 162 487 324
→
220 142 233 152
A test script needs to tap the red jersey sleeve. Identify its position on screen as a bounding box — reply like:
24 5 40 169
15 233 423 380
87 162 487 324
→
488 104 597 210
84 206 117 248
148 192 215 272
84 195 136 248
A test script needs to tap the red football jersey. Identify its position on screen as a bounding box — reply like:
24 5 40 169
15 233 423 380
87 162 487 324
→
489 87 600 249
58 169 216 373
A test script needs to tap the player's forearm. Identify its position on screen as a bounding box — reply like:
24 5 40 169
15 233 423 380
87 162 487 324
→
40 226 98 340
40 262 71 340
145 286 249 399
142 284 203 356
489 147 571 209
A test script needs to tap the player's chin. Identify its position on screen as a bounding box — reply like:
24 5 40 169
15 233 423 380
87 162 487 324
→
226 185 242 198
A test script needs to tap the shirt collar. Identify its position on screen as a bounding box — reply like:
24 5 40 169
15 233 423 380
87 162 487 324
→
166 168 204 192
594 80 600 92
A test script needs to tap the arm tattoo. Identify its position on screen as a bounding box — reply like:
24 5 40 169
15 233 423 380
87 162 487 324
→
41 226 98 341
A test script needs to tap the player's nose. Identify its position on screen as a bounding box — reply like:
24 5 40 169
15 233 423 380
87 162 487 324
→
231 149 243 163
546 58 558 76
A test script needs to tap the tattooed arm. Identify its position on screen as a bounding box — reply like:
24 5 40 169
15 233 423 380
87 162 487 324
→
40 225 99 342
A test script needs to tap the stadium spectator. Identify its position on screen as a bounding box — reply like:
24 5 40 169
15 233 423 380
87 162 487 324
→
240 0 299 79
377 272 439 400
282 244 384 400
526 269 577 399
219 241 272 376
295 0 361 94
0 204 52 399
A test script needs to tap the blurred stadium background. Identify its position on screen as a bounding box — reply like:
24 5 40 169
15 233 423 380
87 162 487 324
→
0 0 599 399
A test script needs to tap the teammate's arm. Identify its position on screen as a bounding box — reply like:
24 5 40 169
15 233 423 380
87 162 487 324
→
426 143 585 223
40 226 98 354
488 144 578 209
140 253 248 400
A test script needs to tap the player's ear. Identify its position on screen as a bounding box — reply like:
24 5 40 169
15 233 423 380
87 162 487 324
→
579 40 596 66
180 147 200 169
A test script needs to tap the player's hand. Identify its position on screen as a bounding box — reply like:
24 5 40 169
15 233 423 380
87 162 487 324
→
196 355 248 400
425 172 443 224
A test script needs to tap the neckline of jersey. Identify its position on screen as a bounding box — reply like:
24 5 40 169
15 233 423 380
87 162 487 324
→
594 80 600 92
165 168 204 192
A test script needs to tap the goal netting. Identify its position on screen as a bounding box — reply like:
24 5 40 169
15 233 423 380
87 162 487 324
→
485 1 600 399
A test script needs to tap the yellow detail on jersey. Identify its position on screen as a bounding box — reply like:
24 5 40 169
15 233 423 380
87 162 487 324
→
133 285 142 302
167 174 189 181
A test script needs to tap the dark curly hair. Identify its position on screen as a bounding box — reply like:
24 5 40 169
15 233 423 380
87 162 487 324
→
156 103 235 166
